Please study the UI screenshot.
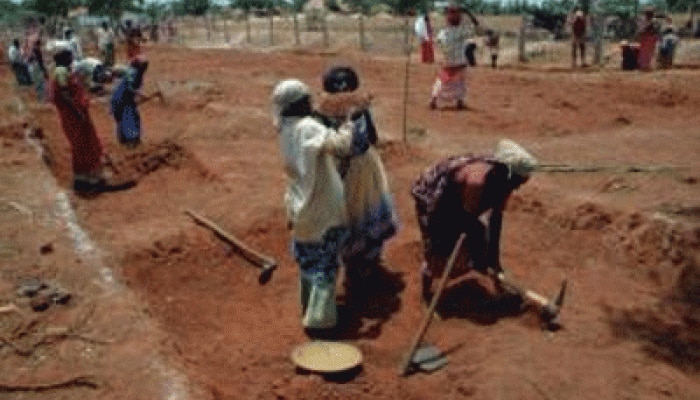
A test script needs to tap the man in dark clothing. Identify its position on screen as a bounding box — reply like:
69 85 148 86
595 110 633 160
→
570 10 587 68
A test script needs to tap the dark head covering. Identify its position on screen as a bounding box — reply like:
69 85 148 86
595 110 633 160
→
322 65 359 93
445 3 462 26
53 49 73 67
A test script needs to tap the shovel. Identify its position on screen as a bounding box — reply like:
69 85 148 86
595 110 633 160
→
399 234 466 377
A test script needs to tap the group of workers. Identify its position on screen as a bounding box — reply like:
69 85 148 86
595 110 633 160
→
6 18 151 194
411 3 683 112
574 6 681 71
621 7 681 71
11 4 685 336
272 60 538 332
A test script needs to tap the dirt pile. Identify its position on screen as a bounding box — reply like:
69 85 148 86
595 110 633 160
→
104 139 209 183
0 119 27 140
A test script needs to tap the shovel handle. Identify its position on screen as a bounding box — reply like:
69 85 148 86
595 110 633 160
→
399 233 466 377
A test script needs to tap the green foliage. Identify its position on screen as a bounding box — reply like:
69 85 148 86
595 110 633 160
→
173 0 211 16
381 0 426 15
85 0 142 19
345 0 373 13
230 0 275 11
23 0 76 17
144 1 168 22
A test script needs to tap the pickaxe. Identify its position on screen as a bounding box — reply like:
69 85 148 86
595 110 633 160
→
137 89 165 105
491 270 568 329
184 209 277 284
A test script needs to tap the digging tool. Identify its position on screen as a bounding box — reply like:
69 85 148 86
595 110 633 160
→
399 233 466 377
184 209 277 284
491 269 568 330
137 89 165 105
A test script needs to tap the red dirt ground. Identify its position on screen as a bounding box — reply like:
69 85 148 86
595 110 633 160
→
1 43 699 399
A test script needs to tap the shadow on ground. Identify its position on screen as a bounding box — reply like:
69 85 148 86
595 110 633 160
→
606 260 700 373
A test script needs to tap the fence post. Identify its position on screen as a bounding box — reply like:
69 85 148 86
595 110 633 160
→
359 13 366 51
269 10 274 46
224 13 230 43
205 13 211 42
245 11 251 44
593 14 603 65
322 12 329 47
293 11 301 46
518 17 527 62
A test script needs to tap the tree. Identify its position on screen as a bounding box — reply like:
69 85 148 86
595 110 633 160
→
381 0 425 15
174 0 211 16
85 0 143 19
23 0 76 17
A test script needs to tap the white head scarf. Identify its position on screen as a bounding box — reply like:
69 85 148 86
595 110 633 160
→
494 139 539 178
271 79 310 127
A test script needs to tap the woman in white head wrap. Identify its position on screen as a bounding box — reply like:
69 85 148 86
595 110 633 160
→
411 139 538 303
272 79 370 331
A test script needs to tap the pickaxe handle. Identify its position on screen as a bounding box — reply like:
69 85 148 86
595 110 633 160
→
184 209 277 284
137 90 164 105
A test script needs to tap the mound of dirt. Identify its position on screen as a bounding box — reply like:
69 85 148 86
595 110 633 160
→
0 119 28 140
105 139 208 182
605 213 700 273
555 201 618 231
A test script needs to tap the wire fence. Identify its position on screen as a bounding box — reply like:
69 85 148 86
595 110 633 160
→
3 12 700 67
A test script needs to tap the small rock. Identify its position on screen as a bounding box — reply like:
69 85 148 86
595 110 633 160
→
16 278 48 297
47 286 71 305
39 242 54 255
30 292 51 312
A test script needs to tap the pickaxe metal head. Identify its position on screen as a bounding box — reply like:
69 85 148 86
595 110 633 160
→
540 279 568 330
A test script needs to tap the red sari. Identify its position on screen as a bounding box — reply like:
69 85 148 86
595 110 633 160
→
421 17 435 64
51 69 103 176
637 31 658 70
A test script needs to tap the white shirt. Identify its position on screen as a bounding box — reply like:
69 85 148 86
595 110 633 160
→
437 25 470 67
278 116 355 242
8 45 20 63
69 37 83 61
414 16 429 41
97 27 114 49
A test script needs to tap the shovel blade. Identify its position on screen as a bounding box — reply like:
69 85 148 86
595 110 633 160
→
411 343 448 373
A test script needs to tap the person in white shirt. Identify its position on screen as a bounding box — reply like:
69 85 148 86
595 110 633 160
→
63 28 83 61
8 38 32 86
97 21 115 67
271 79 370 331
430 4 475 110
414 13 435 64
